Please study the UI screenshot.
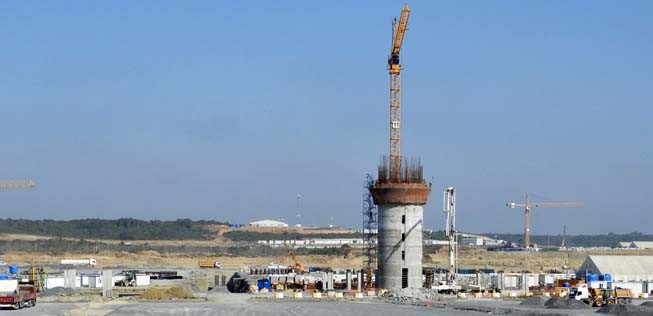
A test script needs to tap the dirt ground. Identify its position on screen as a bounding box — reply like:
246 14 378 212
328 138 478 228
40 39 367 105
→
3 230 653 272
5 247 653 274
425 247 653 272
5 294 614 316
2 250 364 270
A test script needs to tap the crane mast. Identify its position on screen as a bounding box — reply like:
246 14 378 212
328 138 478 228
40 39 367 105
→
443 187 457 285
388 5 410 178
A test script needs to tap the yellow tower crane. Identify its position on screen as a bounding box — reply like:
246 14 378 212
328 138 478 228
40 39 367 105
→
0 180 36 190
507 193 582 248
388 4 410 178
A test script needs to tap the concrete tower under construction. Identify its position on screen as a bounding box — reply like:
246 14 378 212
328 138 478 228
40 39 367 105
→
369 5 431 290
370 159 431 289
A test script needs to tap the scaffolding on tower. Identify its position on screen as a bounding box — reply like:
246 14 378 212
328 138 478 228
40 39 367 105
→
362 174 377 289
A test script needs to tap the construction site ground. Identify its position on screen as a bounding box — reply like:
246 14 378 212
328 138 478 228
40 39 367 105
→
9 293 653 316
4 248 653 273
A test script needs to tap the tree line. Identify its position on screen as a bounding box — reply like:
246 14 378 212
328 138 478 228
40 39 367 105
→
486 232 653 248
0 238 350 257
0 218 229 240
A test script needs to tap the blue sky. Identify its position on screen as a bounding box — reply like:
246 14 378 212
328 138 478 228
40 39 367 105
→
0 1 651 234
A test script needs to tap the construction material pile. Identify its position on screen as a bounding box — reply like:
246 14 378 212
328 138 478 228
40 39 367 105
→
597 304 653 316
141 285 194 300
544 297 590 309
520 296 548 306
380 288 438 303
40 287 79 297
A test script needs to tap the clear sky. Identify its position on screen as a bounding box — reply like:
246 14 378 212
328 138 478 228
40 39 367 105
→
0 1 651 234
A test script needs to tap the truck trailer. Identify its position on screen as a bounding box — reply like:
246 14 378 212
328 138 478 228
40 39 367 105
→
0 280 37 310
198 261 221 269
60 258 97 266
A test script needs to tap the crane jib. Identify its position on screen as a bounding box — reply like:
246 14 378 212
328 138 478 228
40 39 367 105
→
391 6 410 57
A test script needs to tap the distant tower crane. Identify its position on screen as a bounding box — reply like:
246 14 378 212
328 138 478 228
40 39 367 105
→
0 180 36 190
443 187 457 285
388 4 410 178
506 193 582 248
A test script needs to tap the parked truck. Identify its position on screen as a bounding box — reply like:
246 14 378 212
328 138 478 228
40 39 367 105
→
570 283 633 306
0 280 37 310
60 258 97 266
198 261 221 269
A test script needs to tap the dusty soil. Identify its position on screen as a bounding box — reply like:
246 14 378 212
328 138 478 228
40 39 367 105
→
2 250 364 270
425 247 653 272
3 229 653 272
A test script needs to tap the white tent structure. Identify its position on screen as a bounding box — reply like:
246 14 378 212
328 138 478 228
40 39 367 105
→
249 220 288 227
579 255 653 281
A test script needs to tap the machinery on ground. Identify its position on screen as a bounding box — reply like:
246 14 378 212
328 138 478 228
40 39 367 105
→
115 271 136 287
439 187 458 293
570 283 633 306
0 280 37 310
60 258 97 266
27 266 45 292
283 244 307 273
198 261 221 269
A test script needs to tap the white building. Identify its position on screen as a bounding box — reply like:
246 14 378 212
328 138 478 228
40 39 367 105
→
578 255 653 295
461 236 484 246
249 220 288 227
619 242 633 248
459 234 503 246
630 241 653 249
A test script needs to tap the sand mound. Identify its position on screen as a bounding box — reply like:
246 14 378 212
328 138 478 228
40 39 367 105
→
40 287 79 297
141 285 194 300
544 297 590 309
520 296 548 306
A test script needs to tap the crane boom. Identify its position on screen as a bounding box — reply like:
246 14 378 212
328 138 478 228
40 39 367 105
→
0 180 36 189
388 5 410 178
391 5 410 57
506 193 582 248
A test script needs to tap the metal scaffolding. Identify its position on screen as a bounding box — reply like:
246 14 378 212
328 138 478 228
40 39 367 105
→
362 174 377 288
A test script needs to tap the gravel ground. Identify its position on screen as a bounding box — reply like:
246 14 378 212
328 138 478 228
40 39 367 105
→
521 296 549 306
4 294 639 316
544 297 591 309
598 303 653 316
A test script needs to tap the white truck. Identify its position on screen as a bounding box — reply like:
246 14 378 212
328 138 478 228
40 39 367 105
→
60 258 97 266
570 283 633 306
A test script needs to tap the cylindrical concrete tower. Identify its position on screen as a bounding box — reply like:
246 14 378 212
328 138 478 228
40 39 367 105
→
371 180 431 289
